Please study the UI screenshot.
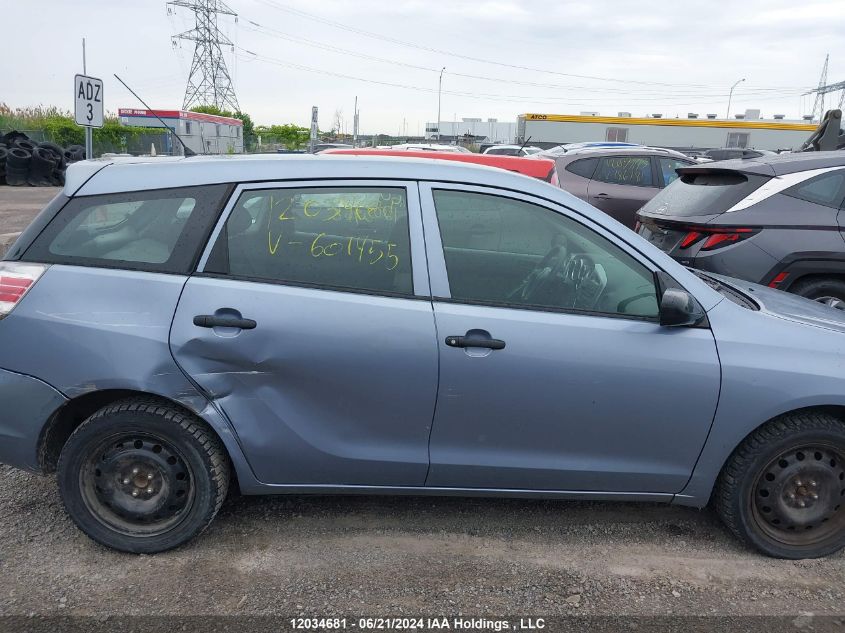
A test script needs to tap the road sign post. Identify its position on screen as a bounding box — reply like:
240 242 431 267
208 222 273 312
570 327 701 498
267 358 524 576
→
75 40 103 160
309 106 318 153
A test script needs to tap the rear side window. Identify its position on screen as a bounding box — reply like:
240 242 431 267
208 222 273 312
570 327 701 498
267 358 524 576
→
564 157 598 179
783 170 845 208
23 185 230 273
205 187 413 296
593 156 653 187
639 170 769 217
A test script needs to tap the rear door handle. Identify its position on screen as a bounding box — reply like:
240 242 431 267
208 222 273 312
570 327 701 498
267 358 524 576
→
594 193 612 199
193 315 257 330
445 335 506 350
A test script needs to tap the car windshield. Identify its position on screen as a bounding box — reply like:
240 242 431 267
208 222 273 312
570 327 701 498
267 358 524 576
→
639 170 770 217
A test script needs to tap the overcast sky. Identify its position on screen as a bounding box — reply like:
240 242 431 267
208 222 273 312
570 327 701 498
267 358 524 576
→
3 0 844 134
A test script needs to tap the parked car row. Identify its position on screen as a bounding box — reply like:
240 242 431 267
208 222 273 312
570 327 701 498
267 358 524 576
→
328 144 845 309
3 153 845 559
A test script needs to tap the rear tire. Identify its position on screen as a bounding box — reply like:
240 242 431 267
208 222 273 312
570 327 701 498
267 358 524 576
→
57 398 230 553
714 410 845 558
790 277 845 310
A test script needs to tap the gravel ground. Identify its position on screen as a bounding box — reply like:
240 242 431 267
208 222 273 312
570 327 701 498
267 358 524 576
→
0 186 59 256
1 464 843 623
0 186 59 233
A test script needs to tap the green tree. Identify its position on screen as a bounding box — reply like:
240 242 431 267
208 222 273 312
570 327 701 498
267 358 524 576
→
254 124 311 150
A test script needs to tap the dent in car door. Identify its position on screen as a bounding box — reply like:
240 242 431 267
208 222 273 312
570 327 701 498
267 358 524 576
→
170 181 438 486
420 183 721 493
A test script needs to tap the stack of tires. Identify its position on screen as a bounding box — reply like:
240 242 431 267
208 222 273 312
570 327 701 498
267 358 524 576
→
0 132 86 187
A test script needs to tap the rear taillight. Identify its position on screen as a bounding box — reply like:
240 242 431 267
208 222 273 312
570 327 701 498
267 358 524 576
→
548 168 560 187
678 227 756 251
0 262 48 319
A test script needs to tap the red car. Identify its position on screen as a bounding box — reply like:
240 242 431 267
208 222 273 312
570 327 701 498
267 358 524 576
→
322 148 558 185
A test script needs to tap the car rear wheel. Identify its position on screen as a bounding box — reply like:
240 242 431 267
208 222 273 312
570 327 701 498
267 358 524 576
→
790 277 845 310
715 410 845 558
57 398 230 553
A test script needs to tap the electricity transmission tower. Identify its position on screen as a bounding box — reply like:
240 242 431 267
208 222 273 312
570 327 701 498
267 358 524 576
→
804 54 845 120
167 0 240 112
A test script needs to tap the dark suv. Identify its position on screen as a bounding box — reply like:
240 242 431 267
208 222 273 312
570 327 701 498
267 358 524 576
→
636 152 845 307
551 147 695 228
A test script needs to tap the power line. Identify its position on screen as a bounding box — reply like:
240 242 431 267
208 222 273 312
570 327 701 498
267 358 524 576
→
236 48 805 109
253 0 814 92
241 19 806 100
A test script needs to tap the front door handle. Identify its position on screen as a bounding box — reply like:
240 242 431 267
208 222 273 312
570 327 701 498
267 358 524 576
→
594 193 613 199
445 335 506 350
193 314 257 330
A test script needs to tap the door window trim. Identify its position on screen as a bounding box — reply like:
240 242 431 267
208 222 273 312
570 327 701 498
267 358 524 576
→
195 179 431 299
418 182 665 321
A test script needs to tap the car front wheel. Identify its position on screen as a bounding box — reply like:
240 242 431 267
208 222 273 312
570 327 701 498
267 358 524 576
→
57 398 230 553
715 411 845 558
790 277 845 310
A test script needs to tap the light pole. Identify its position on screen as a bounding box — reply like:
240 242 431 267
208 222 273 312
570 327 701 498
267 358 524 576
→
726 78 745 119
436 67 445 141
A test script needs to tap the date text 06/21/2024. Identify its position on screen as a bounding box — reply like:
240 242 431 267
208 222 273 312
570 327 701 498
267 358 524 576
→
288 617 547 630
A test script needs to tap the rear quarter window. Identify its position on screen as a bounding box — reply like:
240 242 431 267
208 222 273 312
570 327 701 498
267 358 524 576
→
782 170 845 208
22 185 230 274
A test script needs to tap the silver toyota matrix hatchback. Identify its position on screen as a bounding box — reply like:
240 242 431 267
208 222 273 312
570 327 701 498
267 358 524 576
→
2 155 845 558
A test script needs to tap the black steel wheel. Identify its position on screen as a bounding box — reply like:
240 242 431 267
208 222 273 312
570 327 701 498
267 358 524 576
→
79 432 196 537
716 410 845 558
58 398 230 553
750 444 845 546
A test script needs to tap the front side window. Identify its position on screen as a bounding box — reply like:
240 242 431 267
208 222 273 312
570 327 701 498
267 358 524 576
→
783 170 845 208
207 187 413 295
593 156 654 187
433 190 659 318
24 185 229 273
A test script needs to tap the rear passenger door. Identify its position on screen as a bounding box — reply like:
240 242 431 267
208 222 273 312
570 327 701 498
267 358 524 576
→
586 155 659 228
170 181 439 486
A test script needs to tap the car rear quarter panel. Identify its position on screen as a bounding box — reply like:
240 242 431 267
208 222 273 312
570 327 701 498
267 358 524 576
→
0 368 67 471
0 265 252 480
677 297 845 505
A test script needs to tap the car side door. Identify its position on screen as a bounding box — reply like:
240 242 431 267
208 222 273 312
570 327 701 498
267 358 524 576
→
170 180 438 486
586 155 660 228
420 183 721 493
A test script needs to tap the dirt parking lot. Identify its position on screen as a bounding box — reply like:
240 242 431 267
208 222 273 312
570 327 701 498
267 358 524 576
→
0 186 60 255
1 463 843 627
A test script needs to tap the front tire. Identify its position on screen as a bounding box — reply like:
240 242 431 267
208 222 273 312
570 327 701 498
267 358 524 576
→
57 399 230 553
715 411 845 559
790 277 845 310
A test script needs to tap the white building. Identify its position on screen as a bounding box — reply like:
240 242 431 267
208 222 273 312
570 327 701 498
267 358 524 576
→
518 111 816 151
118 108 244 155
425 118 517 143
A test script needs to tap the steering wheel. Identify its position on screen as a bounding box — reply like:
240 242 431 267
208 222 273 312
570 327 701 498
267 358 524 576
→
562 253 607 310
508 244 569 303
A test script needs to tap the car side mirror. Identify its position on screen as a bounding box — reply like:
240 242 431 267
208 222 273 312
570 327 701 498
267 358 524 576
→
659 288 707 327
